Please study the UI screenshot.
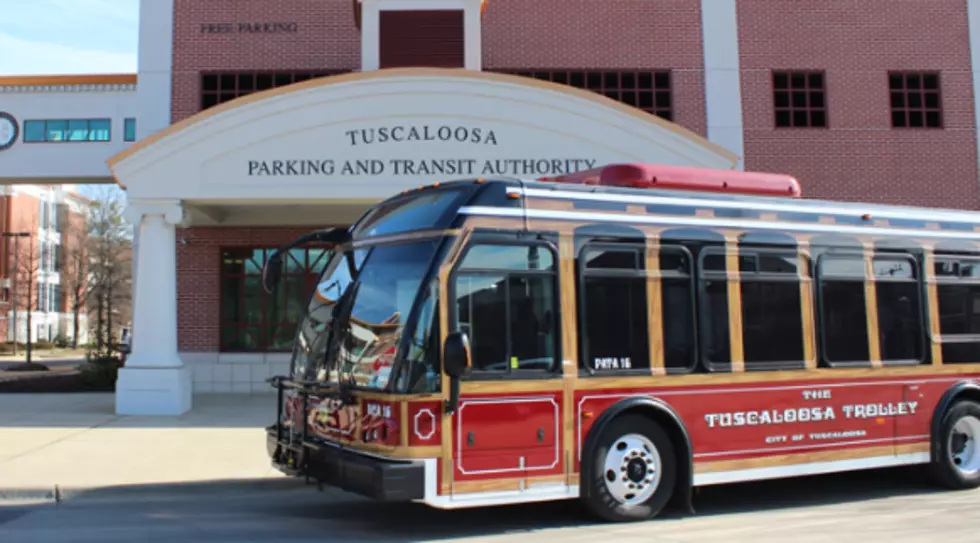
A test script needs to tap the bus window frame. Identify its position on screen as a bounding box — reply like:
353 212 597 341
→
813 249 874 369
576 240 653 377
658 243 701 375
695 245 736 373
447 230 564 382
871 251 928 367
733 245 809 372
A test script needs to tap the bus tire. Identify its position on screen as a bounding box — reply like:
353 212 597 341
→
582 414 677 522
929 399 980 490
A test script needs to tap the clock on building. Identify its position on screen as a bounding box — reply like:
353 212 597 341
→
0 112 18 151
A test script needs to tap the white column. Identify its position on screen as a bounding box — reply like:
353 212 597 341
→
701 0 745 170
968 0 980 181
136 0 174 140
463 5 482 71
116 199 190 416
361 1 381 71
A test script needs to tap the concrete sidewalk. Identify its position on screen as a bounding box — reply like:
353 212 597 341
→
0 393 300 504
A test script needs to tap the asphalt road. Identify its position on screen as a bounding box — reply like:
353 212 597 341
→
1 466 977 543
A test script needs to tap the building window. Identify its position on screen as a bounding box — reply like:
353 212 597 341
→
200 70 351 111
22 119 111 143
889 72 942 128
219 247 331 352
496 70 674 121
124 118 136 142
773 71 827 128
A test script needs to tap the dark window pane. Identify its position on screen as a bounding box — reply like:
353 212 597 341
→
570 72 586 87
654 72 670 88
808 73 824 88
621 72 636 88
907 74 921 89
219 74 235 89
877 281 923 361
637 72 653 89
793 110 808 126
909 111 924 127
810 91 825 108
922 73 938 89
701 279 732 366
583 276 649 371
776 110 792 127
773 72 789 89
925 92 940 108
891 92 905 108
892 110 907 127
810 110 827 127
819 281 870 363
790 73 806 87
926 111 942 127
889 73 904 89
774 91 790 108
202 75 218 91
908 92 922 108
792 91 807 108
743 281 804 366
655 91 671 108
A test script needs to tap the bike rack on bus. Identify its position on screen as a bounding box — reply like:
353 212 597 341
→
267 375 337 475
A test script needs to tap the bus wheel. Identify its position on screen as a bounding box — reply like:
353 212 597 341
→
930 400 980 490
583 414 677 522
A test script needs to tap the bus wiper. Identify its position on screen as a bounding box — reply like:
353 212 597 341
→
262 227 351 294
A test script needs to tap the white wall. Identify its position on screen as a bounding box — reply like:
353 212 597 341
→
0 84 138 182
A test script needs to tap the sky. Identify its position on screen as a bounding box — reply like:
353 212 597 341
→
0 0 138 75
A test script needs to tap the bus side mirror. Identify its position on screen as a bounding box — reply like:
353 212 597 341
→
444 331 471 378
262 250 284 294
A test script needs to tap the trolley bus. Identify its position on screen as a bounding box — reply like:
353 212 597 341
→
264 162 980 522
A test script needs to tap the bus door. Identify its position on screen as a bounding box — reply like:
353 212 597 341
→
446 232 567 496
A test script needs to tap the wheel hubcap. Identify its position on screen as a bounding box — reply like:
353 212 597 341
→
602 433 662 505
949 415 980 476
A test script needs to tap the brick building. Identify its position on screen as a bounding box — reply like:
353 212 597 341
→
0 186 91 345
101 0 980 414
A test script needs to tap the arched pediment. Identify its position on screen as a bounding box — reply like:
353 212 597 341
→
109 68 738 202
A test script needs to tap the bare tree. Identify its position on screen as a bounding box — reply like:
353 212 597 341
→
10 231 42 369
60 214 93 349
85 186 132 355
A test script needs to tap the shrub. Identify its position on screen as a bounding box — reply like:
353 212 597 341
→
53 335 71 348
77 352 124 391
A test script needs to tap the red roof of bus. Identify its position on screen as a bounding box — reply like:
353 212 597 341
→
538 163 802 198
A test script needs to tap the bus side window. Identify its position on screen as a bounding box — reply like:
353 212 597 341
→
873 254 925 365
579 243 649 373
453 242 559 375
816 254 871 366
660 245 697 373
698 247 733 371
934 255 980 363
740 248 806 371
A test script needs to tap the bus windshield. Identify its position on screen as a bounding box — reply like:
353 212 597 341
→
292 239 443 390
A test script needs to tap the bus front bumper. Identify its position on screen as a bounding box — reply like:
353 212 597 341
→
266 427 425 502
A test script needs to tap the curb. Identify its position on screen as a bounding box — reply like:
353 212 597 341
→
0 478 313 506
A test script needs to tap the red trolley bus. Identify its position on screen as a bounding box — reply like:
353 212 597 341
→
264 163 980 522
